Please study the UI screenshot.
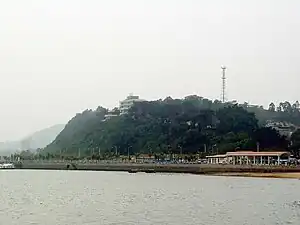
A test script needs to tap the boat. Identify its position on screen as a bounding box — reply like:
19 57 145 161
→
0 163 15 169
128 169 139 173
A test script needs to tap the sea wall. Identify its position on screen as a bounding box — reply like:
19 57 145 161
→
16 161 300 174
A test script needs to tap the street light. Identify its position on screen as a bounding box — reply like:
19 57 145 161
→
127 146 131 160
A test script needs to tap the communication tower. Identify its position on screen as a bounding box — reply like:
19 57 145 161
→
221 66 227 103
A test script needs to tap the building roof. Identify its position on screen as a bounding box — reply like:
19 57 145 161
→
226 151 290 157
136 154 155 159
206 154 227 158
206 151 291 158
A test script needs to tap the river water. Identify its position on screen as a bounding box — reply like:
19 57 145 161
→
0 170 299 225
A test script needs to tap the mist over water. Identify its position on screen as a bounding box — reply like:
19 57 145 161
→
0 170 299 225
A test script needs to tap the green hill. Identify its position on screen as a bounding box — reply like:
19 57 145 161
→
43 96 300 157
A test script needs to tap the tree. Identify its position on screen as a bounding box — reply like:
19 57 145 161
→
268 102 275 112
216 106 258 135
292 101 300 113
252 127 288 150
290 129 300 157
241 102 249 109
282 101 292 113
277 106 282 112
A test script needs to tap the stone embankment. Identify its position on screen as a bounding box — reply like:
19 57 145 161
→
14 161 300 178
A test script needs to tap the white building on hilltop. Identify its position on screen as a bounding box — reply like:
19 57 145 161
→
119 94 145 114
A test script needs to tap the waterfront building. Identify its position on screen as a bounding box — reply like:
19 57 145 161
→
119 94 145 114
134 154 155 163
206 151 291 165
206 154 227 164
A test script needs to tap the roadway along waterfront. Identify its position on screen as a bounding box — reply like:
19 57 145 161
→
14 161 300 178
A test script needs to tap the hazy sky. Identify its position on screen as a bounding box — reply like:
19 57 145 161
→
0 0 299 141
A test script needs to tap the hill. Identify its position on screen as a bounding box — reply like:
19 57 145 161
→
43 96 300 158
21 124 65 150
0 124 65 155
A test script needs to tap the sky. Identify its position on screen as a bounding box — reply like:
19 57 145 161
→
0 0 299 141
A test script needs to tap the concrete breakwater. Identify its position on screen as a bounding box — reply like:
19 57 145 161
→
15 161 300 175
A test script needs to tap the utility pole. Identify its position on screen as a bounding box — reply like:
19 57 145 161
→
212 144 217 154
256 142 260 152
60 148 64 161
78 148 81 158
221 66 227 103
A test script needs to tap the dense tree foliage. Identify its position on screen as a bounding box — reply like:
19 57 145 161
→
42 96 297 158
290 129 300 157
266 101 300 125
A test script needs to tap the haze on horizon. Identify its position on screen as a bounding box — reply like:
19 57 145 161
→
0 0 299 141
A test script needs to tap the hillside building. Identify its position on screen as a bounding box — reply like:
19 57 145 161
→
265 120 297 138
103 94 145 120
103 109 120 121
119 94 145 114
